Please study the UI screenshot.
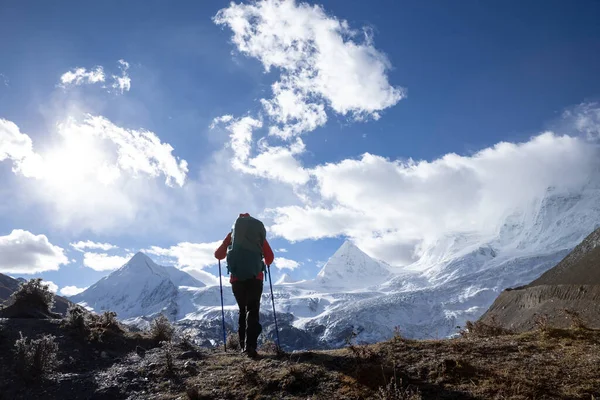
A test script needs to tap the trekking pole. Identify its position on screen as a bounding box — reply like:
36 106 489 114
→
266 264 281 351
218 260 227 352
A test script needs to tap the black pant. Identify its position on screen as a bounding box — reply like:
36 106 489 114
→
232 279 263 350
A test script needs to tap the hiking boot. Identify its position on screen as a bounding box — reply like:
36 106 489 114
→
246 347 258 358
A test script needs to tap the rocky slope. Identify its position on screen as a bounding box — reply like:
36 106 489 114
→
480 227 600 331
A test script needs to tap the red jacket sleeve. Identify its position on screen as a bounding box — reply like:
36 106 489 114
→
214 232 232 260
263 239 274 266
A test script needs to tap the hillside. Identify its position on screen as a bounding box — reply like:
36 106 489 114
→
0 273 72 316
480 227 600 331
528 226 600 286
0 315 599 399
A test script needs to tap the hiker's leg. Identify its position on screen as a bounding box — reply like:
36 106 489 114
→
231 281 247 349
245 278 264 351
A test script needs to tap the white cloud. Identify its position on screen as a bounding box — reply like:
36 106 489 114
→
60 66 105 87
182 267 230 287
70 240 118 252
0 115 188 232
0 118 44 178
2 115 187 186
0 230 69 274
277 248 288 252
42 280 58 293
112 59 131 94
273 256 300 270
145 241 222 269
563 102 600 140
59 285 88 296
0 73 8 86
60 60 132 94
268 130 600 265
214 0 404 139
83 252 132 271
212 116 310 185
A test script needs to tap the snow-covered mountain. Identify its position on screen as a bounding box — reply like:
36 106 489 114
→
314 241 391 290
72 182 600 350
70 252 203 319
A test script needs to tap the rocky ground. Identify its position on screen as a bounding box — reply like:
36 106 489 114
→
1 316 600 400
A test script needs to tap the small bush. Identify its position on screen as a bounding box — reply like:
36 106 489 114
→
534 314 550 334
10 278 55 312
562 309 588 330
376 380 421 400
260 339 281 354
459 317 511 338
64 304 87 333
378 364 421 400
161 340 175 375
179 333 197 350
14 332 59 378
226 332 240 350
98 311 121 331
150 314 174 342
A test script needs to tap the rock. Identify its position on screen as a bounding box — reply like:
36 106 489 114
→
135 345 146 357
184 361 197 374
177 350 201 360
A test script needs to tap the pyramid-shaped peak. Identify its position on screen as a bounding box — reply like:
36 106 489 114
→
335 240 365 255
315 240 391 289
118 251 162 274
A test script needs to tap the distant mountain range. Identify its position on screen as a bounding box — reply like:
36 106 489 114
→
63 180 600 349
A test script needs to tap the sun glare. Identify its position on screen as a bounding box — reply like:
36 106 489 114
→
41 124 116 188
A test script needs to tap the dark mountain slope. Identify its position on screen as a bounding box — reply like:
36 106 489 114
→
480 227 600 331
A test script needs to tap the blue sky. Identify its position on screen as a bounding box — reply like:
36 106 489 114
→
1 0 600 295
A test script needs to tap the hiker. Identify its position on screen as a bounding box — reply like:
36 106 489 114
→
214 213 274 358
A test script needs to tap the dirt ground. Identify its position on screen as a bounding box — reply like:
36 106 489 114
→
1 318 599 400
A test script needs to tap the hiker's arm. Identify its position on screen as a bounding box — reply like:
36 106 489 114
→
214 232 232 260
263 239 274 266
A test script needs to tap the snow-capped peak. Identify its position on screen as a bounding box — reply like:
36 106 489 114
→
275 273 296 285
315 241 391 290
71 252 203 319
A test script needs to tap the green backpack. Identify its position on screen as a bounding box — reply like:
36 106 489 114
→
226 215 266 281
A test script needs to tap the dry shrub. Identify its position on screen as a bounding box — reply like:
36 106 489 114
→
10 278 55 312
260 339 280 354
562 309 589 330
161 340 175 375
226 332 240 350
179 333 197 350
150 314 174 342
63 304 88 333
377 380 421 400
14 332 59 378
460 316 511 338
378 364 421 400
534 314 550 334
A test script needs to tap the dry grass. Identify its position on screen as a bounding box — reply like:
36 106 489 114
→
180 327 600 399
226 332 240 351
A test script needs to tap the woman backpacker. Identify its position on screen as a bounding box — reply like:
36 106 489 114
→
214 213 274 358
